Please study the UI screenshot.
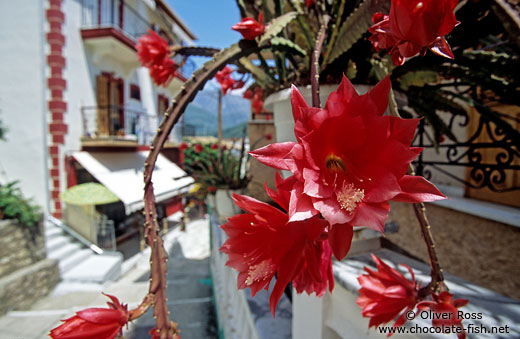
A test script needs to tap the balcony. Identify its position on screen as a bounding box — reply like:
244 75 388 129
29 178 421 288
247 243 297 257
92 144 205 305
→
80 0 151 67
81 105 157 148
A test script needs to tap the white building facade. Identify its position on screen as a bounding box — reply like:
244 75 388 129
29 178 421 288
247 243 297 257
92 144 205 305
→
0 0 195 218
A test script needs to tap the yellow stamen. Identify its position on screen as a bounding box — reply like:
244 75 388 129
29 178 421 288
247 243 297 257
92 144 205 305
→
336 183 364 214
245 259 274 286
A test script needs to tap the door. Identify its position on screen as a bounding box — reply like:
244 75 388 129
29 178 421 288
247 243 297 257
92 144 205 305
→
96 74 124 136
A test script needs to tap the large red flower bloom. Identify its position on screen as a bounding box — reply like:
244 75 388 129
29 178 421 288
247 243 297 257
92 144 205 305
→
137 29 170 68
149 57 178 86
357 254 419 332
220 173 333 315
251 76 446 260
215 66 236 95
369 0 459 65
232 13 265 40
417 292 469 339
49 293 128 339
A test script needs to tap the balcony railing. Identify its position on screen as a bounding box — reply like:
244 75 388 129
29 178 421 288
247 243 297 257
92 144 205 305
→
81 0 151 42
81 105 157 145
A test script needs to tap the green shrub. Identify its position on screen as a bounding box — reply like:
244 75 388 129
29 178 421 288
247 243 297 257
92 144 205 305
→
0 181 40 229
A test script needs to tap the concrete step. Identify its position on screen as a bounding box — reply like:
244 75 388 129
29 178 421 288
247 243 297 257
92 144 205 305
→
59 249 93 274
45 235 70 252
62 253 123 283
44 226 62 240
47 242 82 260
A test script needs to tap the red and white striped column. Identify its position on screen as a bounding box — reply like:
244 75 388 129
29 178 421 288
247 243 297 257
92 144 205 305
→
46 0 67 218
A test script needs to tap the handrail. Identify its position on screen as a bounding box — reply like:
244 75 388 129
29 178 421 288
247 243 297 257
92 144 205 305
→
48 216 104 255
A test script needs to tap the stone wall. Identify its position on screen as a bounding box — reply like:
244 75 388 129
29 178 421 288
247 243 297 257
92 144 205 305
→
386 202 520 300
0 219 46 278
0 259 60 314
0 218 60 315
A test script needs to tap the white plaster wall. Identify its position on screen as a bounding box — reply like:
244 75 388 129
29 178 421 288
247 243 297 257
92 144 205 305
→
63 0 97 154
0 1 49 213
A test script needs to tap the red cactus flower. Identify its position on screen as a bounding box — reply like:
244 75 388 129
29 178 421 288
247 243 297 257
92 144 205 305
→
215 66 236 95
179 142 189 151
137 29 170 68
250 76 446 260
232 13 265 40
210 143 218 150
220 173 333 315
49 293 128 339
417 292 469 339
369 0 459 65
194 143 203 153
243 89 253 99
149 57 178 86
251 88 264 115
357 254 419 332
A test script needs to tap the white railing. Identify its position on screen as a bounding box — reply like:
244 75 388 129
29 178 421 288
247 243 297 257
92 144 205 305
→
209 211 260 339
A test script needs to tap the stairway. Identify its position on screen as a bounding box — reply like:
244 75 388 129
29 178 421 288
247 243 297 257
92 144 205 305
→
44 219 123 284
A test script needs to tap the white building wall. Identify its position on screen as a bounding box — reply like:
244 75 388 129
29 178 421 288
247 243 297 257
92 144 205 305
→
0 1 49 213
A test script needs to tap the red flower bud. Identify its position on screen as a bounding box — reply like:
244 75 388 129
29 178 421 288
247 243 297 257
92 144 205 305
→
232 13 265 40
49 293 128 339
265 133 272 141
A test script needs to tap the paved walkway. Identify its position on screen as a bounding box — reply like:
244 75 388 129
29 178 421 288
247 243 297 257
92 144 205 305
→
0 217 215 339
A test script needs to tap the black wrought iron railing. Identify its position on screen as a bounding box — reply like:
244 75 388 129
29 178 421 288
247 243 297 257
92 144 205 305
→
412 107 520 193
81 105 157 144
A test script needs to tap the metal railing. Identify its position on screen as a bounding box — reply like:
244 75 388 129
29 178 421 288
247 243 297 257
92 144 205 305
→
81 0 150 41
412 108 520 193
48 216 104 255
81 105 157 144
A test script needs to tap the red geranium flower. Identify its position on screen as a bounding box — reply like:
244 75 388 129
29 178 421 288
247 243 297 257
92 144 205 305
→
137 29 170 68
369 0 459 65
179 142 189 151
210 143 218 150
49 293 128 339
149 57 178 86
417 292 469 339
251 76 446 260
194 143 203 153
357 254 419 332
220 173 333 315
232 13 265 40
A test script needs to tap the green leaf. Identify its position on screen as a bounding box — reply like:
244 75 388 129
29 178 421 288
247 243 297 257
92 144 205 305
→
259 12 299 45
238 57 276 86
269 37 306 56
324 0 390 67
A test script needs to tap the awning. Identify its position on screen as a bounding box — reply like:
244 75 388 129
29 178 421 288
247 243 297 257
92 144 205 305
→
72 151 194 214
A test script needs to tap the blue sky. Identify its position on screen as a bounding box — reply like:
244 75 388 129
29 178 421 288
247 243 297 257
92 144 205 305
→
167 0 243 48
167 0 248 92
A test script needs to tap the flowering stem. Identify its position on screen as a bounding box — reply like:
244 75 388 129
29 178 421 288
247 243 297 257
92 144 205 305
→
140 40 283 338
311 15 330 108
387 87 444 293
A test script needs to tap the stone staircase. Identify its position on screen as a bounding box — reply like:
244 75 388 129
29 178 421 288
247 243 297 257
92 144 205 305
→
44 219 122 284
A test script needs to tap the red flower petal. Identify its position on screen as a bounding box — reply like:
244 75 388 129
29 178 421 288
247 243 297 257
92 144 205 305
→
328 223 354 260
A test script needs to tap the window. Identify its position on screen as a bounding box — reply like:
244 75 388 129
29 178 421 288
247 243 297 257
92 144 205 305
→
130 84 140 101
